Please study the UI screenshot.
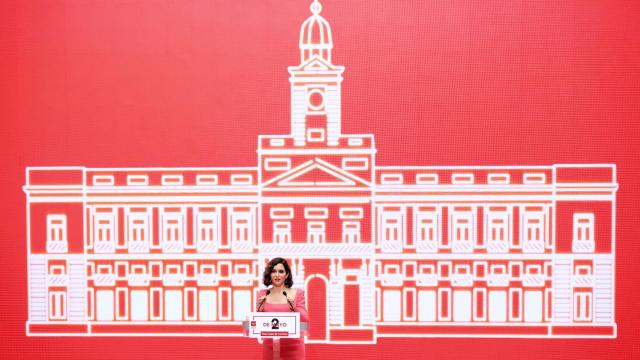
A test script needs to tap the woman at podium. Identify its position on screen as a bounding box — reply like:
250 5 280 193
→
256 257 309 360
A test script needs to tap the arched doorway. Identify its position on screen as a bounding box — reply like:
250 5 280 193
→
305 274 328 342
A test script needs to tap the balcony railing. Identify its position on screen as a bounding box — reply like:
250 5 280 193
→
197 273 218 286
93 273 116 286
231 273 253 286
197 241 218 253
523 274 545 287
380 241 402 253
47 241 68 254
487 274 510 287
94 241 115 253
451 273 474 287
163 241 184 253
129 241 150 253
381 274 403 286
572 240 595 253
163 273 184 286
486 241 509 253
523 240 545 254
416 241 438 253
572 274 594 287
231 241 252 253
451 241 473 253
128 273 150 286
415 274 438 287
47 274 68 286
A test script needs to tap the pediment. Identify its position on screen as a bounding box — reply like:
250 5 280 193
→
288 55 343 73
263 158 370 188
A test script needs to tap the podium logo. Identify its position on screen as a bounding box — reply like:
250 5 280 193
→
267 319 288 330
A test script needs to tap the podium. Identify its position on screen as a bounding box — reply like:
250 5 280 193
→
243 312 308 339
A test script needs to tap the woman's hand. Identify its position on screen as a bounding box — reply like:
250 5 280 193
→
257 295 267 312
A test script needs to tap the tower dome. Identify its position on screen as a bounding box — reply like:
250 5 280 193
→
299 0 333 63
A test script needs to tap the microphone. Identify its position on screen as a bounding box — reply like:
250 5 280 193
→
266 290 271 295
282 291 287 297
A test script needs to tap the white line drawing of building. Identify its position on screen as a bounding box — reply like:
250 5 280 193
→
24 0 617 341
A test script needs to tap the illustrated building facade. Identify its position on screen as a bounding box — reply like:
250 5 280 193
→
25 1 617 341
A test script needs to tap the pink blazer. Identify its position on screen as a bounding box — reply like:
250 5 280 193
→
256 288 309 323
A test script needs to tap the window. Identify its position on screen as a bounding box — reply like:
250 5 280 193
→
196 210 219 253
416 173 438 185
522 209 545 253
265 158 291 171
161 209 184 253
524 290 543 322
452 173 474 184
273 222 291 243
230 174 252 185
380 210 402 252
96 217 114 244
573 213 595 253
270 208 294 220
488 173 510 185
304 207 328 219
127 175 148 185
233 290 252 321
231 213 251 242
230 209 253 252
342 222 360 243
94 211 116 253
453 290 472 322
92 175 114 186
127 208 151 253
307 88 325 111
574 291 592 322
381 174 403 185
523 173 546 184
339 207 363 219
486 208 509 253
307 222 325 244
383 290 401 321
415 210 438 252
199 289 217 321
161 175 183 186
128 211 150 253
451 210 474 253
46 215 67 253
342 158 369 170
196 174 218 185
49 291 67 320
307 128 325 142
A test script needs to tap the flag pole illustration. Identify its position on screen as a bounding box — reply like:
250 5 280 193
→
24 0 617 341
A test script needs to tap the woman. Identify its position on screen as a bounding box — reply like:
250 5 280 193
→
256 257 308 360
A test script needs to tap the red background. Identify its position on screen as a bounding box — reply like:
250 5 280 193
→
1 0 639 358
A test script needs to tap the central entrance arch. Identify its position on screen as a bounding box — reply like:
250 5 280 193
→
305 274 328 342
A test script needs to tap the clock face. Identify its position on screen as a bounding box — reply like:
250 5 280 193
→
307 89 325 111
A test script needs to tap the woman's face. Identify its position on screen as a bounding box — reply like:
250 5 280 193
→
270 263 288 288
